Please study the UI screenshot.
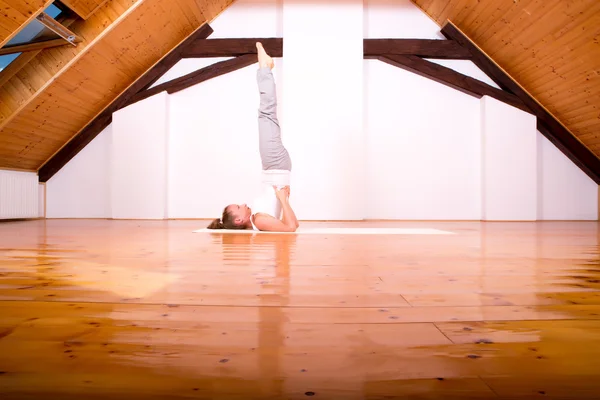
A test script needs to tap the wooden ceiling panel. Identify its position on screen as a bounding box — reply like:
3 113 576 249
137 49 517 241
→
0 0 139 127
0 0 54 47
1 0 596 174
194 0 232 21
60 0 109 20
0 0 233 170
412 0 600 160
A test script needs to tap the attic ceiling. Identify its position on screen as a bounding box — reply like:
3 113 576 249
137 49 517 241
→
0 0 234 170
0 0 598 174
411 0 600 159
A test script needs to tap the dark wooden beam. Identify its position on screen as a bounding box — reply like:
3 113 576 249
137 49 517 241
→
364 39 470 59
378 54 528 112
182 38 468 59
182 38 283 58
125 54 257 108
441 21 600 185
38 24 214 182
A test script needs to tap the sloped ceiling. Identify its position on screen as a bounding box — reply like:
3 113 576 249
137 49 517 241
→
411 0 600 160
0 0 234 170
1 0 598 172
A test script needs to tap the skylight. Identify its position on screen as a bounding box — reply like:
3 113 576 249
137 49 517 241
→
0 53 21 73
0 3 64 73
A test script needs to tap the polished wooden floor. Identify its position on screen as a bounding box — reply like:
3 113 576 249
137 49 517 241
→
0 219 599 399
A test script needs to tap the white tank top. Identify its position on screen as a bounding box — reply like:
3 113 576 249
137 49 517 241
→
250 170 290 231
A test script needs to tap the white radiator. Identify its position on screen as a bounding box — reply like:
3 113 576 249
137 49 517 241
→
0 170 39 219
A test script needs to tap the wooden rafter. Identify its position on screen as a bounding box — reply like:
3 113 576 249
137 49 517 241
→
1 0 236 172
182 38 283 58
441 21 600 185
40 29 593 184
364 39 470 59
181 38 468 60
38 24 215 182
377 55 527 112
125 54 258 108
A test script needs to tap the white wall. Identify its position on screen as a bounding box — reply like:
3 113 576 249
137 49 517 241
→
167 64 264 219
46 125 111 218
38 183 45 218
539 133 598 220
282 0 364 220
111 92 169 219
364 0 443 39
481 96 538 221
44 0 598 221
365 61 482 220
210 0 281 38
166 0 280 219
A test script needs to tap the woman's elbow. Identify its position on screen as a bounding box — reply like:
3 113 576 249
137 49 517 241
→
285 224 297 232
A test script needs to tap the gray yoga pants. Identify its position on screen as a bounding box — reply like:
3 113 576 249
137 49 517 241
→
257 67 292 171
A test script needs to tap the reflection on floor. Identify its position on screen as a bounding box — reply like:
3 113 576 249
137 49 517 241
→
0 219 599 399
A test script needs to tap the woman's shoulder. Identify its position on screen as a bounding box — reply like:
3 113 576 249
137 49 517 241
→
250 213 271 230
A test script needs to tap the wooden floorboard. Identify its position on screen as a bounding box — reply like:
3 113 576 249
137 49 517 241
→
0 219 599 399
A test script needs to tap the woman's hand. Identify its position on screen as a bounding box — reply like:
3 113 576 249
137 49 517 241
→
273 185 290 202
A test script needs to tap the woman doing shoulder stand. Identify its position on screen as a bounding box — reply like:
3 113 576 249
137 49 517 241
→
207 42 299 232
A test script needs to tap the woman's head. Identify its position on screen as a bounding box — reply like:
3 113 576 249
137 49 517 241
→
207 203 252 230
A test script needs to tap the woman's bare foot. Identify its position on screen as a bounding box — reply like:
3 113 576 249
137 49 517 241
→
256 42 274 70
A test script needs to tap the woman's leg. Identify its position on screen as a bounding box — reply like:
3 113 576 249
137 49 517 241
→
256 43 292 171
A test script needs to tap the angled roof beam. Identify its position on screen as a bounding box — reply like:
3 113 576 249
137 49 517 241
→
441 21 600 185
377 54 528 112
38 23 215 183
182 38 283 58
125 54 257 108
364 39 471 59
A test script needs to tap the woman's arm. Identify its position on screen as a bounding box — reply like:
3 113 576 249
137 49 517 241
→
253 186 299 232
253 213 296 232
278 187 299 229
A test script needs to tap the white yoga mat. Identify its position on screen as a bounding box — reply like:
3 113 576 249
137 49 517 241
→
193 227 455 235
